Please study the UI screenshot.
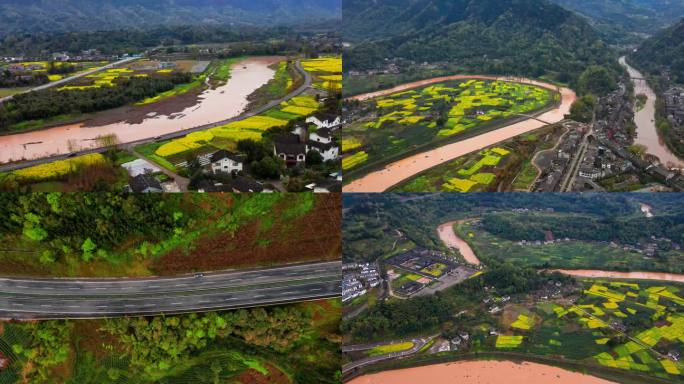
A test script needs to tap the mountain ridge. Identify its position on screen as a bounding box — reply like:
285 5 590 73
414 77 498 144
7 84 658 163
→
0 0 341 36
631 17 684 83
343 0 619 86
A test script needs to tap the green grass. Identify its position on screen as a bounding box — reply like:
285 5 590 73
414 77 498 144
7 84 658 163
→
369 342 415 356
8 113 87 132
134 141 179 174
0 87 29 97
512 161 539 190
136 80 202 105
212 56 247 83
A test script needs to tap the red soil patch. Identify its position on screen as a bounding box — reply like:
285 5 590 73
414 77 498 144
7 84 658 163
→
151 195 341 274
236 364 290 384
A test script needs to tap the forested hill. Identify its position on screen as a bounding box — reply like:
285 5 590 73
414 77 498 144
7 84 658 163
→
631 18 684 84
551 0 684 43
343 0 619 86
0 0 341 36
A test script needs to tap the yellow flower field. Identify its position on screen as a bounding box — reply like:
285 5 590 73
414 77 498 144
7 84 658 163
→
301 57 342 74
342 151 369 171
13 154 106 180
342 138 362 153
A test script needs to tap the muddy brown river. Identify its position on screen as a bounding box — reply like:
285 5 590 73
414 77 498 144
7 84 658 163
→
0 56 280 163
344 76 576 192
553 269 684 283
347 360 616 384
437 221 481 265
620 56 684 169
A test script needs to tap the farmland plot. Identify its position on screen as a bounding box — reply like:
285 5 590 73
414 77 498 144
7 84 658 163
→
343 79 553 173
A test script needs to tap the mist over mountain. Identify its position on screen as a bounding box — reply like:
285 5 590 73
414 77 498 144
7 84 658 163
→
343 0 618 85
0 0 341 36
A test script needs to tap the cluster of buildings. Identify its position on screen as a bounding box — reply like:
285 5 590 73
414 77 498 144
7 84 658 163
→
342 263 381 303
448 331 470 351
482 286 512 314
1 49 117 64
275 113 342 167
151 112 342 193
593 83 634 147
576 145 632 184
534 127 583 192
664 87 684 142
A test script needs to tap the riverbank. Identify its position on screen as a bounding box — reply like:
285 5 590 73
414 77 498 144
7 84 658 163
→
343 76 576 192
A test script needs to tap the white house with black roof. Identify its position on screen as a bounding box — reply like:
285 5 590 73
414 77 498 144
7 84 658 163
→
308 140 339 162
209 150 244 174
309 128 333 144
274 134 308 167
306 113 341 130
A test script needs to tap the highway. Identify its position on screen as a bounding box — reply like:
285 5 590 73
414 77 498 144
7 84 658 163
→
0 56 141 104
0 261 341 320
342 335 437 374
0 59 313 173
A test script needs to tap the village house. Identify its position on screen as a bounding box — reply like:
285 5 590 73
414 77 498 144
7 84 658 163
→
310 128 333 144
126 173 163 193
308 140 339 162
230 176 265 193
274 134 308 167
306 114 342 130
208 150 244 174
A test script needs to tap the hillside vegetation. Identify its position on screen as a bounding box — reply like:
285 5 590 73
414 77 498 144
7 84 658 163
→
631 18 684 84
552 0 684 43
0 0 341 36
343 0 620 86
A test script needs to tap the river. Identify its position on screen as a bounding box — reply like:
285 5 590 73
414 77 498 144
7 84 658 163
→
344 76 576 192
552 269 684 283
347 360 616 384
0 56 280 163
619 56 684 168
437 221 481 265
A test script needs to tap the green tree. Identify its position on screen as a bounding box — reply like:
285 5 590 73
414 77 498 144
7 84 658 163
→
578 65 617 96
81 237 97 262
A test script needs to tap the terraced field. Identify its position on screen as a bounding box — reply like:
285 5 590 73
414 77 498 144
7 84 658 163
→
343 79 554 174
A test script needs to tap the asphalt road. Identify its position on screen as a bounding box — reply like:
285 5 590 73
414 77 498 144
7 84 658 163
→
0 57 140 104
0 59 313 173
0 261 340 320
342 336 436 374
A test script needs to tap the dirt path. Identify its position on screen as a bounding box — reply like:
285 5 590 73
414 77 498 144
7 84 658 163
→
437 221 480 266
344 76 576 192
